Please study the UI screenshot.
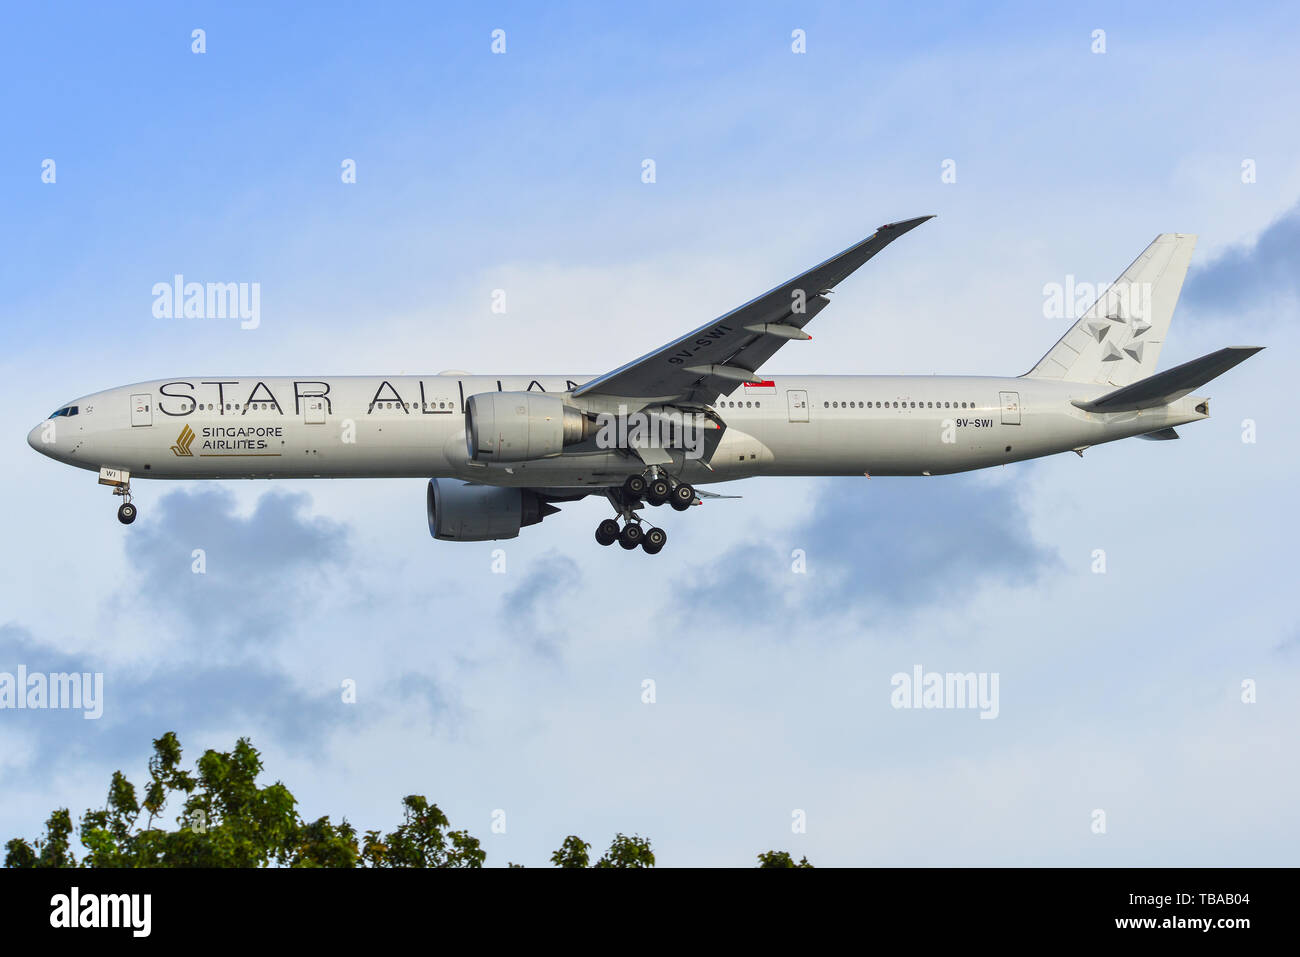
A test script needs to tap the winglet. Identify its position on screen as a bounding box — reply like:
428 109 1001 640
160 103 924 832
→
881 215 936 230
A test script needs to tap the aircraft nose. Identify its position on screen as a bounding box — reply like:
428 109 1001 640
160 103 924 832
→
28 422 51 455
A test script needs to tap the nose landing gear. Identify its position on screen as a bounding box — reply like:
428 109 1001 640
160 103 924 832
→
98 467 137 525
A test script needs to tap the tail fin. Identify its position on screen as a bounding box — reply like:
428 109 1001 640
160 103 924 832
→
1025 233 1197 388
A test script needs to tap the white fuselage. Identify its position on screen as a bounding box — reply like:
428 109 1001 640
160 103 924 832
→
27 373 1209 487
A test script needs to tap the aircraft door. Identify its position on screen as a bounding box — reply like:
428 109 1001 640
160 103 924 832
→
999 391 1021 425
303 395 326 424
787 390 809 423
130 393 153 427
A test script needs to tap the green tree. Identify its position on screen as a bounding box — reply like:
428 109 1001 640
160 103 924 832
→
359 795 484 868
4 732 478 869
4 808 76 869
756 850 814 868
7 731 803 868
549 832 654 868
596 833 654 868
550 835 591 868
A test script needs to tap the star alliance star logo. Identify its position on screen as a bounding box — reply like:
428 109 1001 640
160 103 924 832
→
170 424 195 456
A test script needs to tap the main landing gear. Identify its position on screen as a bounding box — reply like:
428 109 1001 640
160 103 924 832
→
594 504 666 555
592 471 697 555
625 472 696 512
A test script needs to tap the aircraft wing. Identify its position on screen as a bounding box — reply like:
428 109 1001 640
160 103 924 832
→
572 215 933 406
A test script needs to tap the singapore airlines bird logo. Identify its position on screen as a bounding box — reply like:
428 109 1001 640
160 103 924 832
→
170 424 196 456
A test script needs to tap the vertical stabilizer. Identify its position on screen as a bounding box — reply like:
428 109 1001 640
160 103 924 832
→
1026 233 1197 387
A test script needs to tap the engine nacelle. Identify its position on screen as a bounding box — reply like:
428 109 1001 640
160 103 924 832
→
427 478 556 541
465 391 593 463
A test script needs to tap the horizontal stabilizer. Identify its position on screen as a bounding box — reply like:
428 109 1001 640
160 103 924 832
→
695 488 742 500
1073 346 1263 413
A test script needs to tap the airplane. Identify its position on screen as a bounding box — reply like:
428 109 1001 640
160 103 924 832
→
27 216 1261 555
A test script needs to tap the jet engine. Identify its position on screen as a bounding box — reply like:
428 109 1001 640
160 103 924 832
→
427 478 558 541
464 391 595 463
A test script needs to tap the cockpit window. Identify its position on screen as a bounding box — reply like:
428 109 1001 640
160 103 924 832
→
47 406 79 418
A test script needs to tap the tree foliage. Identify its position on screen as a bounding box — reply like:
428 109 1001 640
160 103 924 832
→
5 732 810 868
756 850 814 868
4 732 481 869
594 833 655 868
549 835 592 868
548 832 655 868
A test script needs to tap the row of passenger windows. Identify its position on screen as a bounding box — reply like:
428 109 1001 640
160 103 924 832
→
719 399 978 411
825 400 977 409
182 401 456 412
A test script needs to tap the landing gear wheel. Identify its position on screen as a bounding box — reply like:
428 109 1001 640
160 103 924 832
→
622 475 647 498
117 502 137 525
647 478 672 505
595 518 620 546
618 522 644 550
670 483 695 511
642 526 667 554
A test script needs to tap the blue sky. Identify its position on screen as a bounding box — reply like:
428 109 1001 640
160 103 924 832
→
2 1 1298 865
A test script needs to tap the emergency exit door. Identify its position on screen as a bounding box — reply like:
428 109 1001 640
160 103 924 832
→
999 391 1021 426
130 393 153 427
787 390 809 422
303 396 327 424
